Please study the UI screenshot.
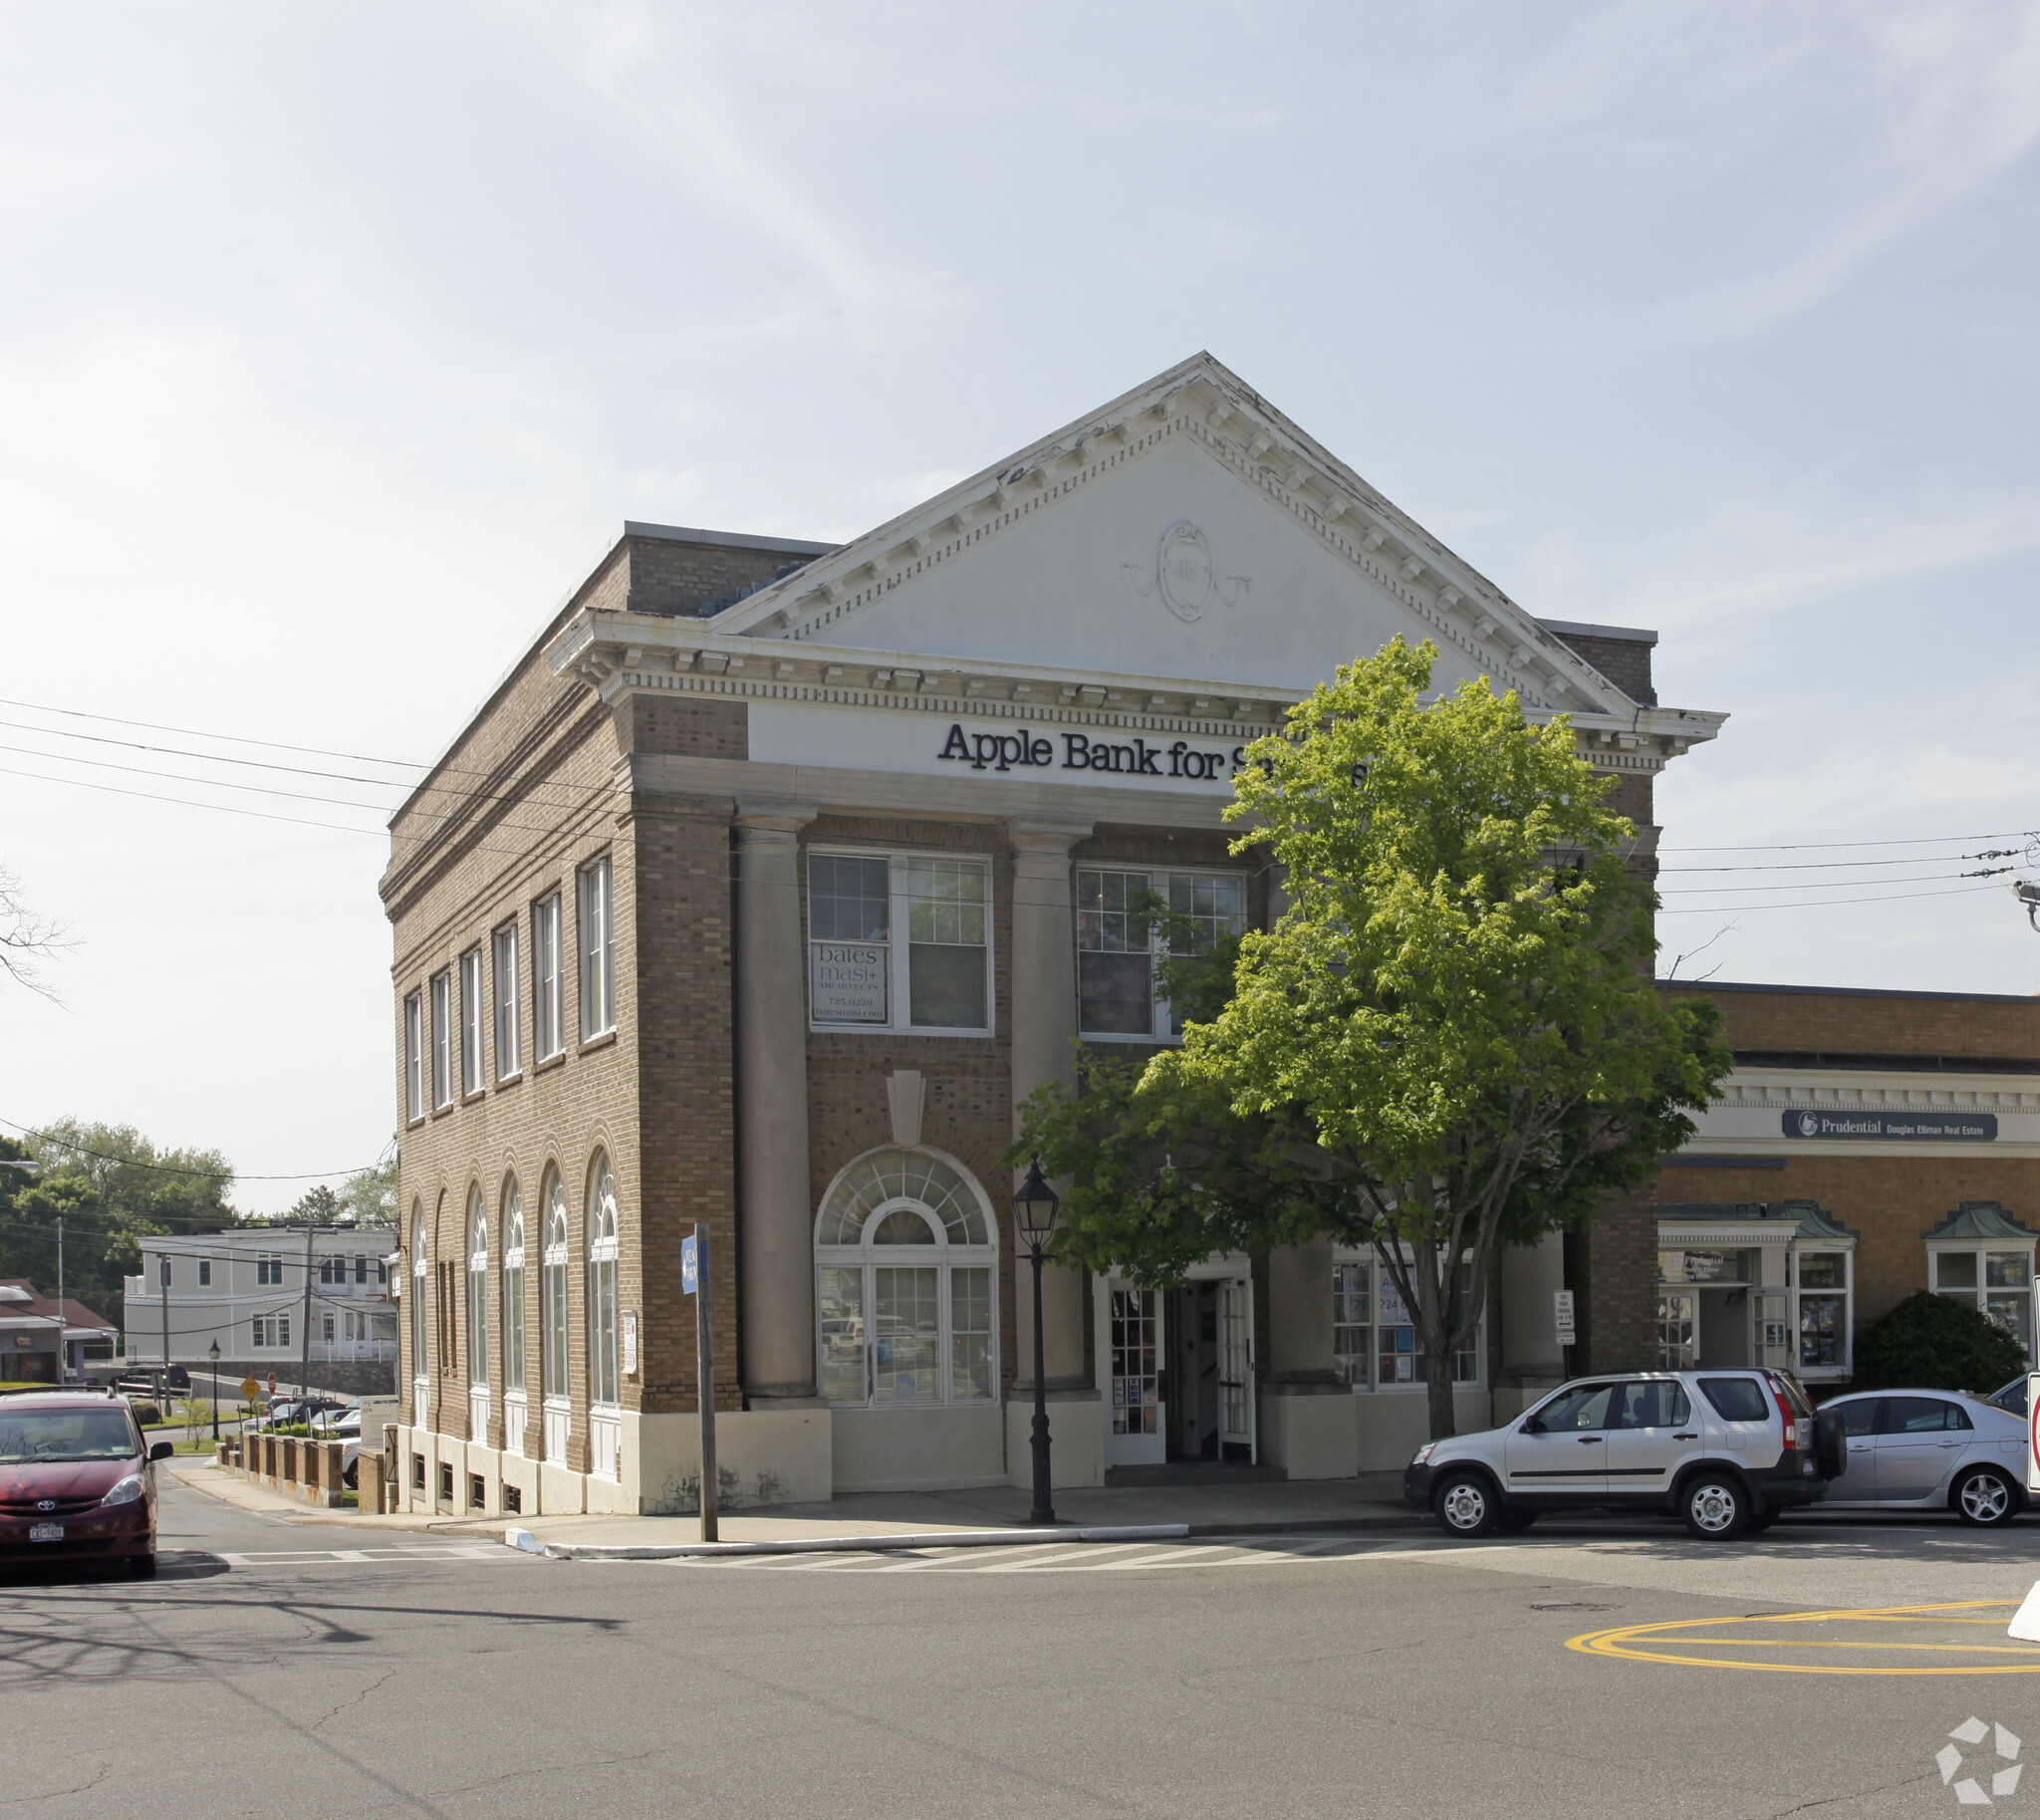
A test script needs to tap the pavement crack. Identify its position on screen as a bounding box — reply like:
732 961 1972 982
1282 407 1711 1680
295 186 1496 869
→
1768 1769 1939 1816
310 1662 398 1733
0 1759 112 1809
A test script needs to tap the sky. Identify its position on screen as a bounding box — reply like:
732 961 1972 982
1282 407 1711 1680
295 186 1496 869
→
2 1 2037 1212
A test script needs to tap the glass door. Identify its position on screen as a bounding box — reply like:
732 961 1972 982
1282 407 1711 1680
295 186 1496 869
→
1657 1292 1695 1370
1098 1281 1164 1465
1217 1276 1256 1463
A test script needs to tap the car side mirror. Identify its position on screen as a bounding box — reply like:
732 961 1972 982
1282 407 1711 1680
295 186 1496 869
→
149 1440 174 1461
1523 1418 1545 1435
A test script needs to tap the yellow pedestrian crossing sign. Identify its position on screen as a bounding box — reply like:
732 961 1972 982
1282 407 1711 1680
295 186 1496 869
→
240 1377 261 1403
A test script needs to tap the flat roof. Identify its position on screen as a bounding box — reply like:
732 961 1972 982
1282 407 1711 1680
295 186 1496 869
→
1659 979 2038 1006
622 521 839 557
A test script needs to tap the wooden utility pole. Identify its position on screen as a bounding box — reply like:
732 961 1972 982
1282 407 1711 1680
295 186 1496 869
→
299 1224 315 1403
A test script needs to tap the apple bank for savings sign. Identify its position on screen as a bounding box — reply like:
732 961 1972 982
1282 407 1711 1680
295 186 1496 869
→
935 724 1248 782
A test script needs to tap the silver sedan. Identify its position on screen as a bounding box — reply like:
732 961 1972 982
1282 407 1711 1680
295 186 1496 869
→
1815 1390 2029 1525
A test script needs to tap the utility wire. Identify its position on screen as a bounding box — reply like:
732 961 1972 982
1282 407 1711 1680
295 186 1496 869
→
1658 883 2005 915
0 1116 382 1181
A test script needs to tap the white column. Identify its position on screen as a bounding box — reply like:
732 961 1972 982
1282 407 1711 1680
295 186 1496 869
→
734 806 821 1407
1006 821 1093 1394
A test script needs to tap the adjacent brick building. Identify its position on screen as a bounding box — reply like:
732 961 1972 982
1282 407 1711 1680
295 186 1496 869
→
383 354 1724 1517
1655 982 2040 1385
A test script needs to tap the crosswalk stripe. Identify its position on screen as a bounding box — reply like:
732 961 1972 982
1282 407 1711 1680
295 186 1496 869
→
212 1546 511 1567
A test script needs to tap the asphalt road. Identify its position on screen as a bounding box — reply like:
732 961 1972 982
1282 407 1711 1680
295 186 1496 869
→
7 1477 2040 1818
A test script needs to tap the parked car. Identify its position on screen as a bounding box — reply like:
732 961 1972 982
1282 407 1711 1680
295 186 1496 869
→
259 1396 349 1430
309 1408 361 1438
1405 1369 1839 1541
0 1389 172 1576
1811 1389 2028 1526
1986 1377 2030 1418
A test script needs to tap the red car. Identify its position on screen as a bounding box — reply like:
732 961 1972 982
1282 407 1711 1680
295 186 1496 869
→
0 1391 172 1577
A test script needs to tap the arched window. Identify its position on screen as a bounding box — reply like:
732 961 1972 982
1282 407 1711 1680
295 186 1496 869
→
502 1177 526 1397
466 1186 489 1389
814 1148 997 1409
409 1199 428 1400
588 1153 620 1409
540 1169 569 1403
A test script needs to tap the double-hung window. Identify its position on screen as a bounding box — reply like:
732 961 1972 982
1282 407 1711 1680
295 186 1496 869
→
808 851 991 1034
579 856 615 1041
492 922 520 1080
459 949 483 1096
1794 1249 1851 1372
403 991 424 1122
532 894 564 1060
429 969 453 1110
256 1253 283 1287
1077 869 1245 1039
252 1315 290 1350
197 1259 212 1288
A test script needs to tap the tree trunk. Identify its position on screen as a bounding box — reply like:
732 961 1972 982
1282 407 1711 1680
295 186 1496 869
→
1424 1354 1456 1440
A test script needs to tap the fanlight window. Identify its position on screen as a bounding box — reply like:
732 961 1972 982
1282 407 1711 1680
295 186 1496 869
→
814 1148 997 1411
466 1187 489 1388
815 1149 990 1247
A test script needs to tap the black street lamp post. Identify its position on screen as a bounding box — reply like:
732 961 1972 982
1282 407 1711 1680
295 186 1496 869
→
1014 1157 1062 1527
208 1340 220 1445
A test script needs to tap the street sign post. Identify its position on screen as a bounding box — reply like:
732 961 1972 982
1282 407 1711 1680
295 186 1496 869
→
683 1228 717 1543
2027 1374 2040 1495
1555 1289 1576 1379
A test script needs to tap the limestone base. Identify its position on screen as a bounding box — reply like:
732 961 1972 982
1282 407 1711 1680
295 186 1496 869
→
1004 1391 1106 1490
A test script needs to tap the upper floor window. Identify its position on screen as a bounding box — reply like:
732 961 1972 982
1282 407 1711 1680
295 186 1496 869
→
429 969 453 1110
1077 869 1245 1040
808 851 991 1034
492 921 521 1080
459 949 484 1097
533 893 564 1060
257 1253 283 1286
579 856 616 1041
320 1255 346 1286
197 1259 212 1288
403 991 424 1122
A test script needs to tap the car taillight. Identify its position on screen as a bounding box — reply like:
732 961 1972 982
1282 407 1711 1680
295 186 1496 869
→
1769 1379 1800 1450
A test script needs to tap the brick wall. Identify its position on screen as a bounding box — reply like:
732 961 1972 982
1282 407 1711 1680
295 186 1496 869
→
1662 983 2040 1062
1551 632 1655 704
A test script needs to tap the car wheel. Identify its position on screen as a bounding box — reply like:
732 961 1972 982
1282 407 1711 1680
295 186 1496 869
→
128 1553 157 1579
1954 1467 2022 1528
1434 1471 1501 1538
1494 1508 1539 1535
1680 1472 1749 1541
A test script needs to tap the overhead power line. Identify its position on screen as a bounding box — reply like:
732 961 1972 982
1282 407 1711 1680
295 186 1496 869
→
1 1116 383 1182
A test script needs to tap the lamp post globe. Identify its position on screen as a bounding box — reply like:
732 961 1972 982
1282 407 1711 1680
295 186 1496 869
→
1013 1157 1061 1525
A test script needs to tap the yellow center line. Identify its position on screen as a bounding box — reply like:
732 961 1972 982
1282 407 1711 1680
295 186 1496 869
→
1566 1601 2040 1677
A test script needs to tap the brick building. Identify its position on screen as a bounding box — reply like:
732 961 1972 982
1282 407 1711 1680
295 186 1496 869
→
1655 982 2040 1385
383 354 1724 1519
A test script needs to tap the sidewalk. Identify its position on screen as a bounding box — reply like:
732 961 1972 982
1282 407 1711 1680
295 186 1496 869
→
166 1458 1424 1551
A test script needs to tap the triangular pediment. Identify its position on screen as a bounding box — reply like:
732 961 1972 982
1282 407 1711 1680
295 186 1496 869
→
713 354 1630 717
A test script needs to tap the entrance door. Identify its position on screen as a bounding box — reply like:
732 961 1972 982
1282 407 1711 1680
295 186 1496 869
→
1216 1276 1255 1463
1100 1282 1165 1466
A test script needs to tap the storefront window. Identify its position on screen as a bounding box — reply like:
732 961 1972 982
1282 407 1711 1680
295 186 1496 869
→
1934 1246 2035 1358
814 1148 998 1409
1334 1256 1478 1389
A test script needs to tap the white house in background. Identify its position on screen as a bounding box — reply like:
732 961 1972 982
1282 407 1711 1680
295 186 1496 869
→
125 1230 398 1374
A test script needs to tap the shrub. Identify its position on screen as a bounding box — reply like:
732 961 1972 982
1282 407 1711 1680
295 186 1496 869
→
130 1403 162 1426
1852 1291 2027 1393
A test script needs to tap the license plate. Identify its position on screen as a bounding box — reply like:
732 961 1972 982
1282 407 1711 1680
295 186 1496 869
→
29 1523 64 1543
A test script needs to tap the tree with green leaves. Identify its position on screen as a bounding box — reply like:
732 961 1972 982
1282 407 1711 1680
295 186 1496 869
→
1014 637 1730 1438
0 1120 238 1333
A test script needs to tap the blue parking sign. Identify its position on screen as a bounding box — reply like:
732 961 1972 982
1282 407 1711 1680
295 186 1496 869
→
681 1235 698 1295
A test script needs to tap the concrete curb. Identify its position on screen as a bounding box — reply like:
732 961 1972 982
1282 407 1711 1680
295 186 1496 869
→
526 1522 1193 1560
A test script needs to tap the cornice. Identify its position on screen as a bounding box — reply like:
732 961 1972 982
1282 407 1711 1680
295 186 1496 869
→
547 611 1721 777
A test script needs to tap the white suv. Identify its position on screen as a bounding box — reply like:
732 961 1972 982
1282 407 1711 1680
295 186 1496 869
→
1404 1370 1838 1541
